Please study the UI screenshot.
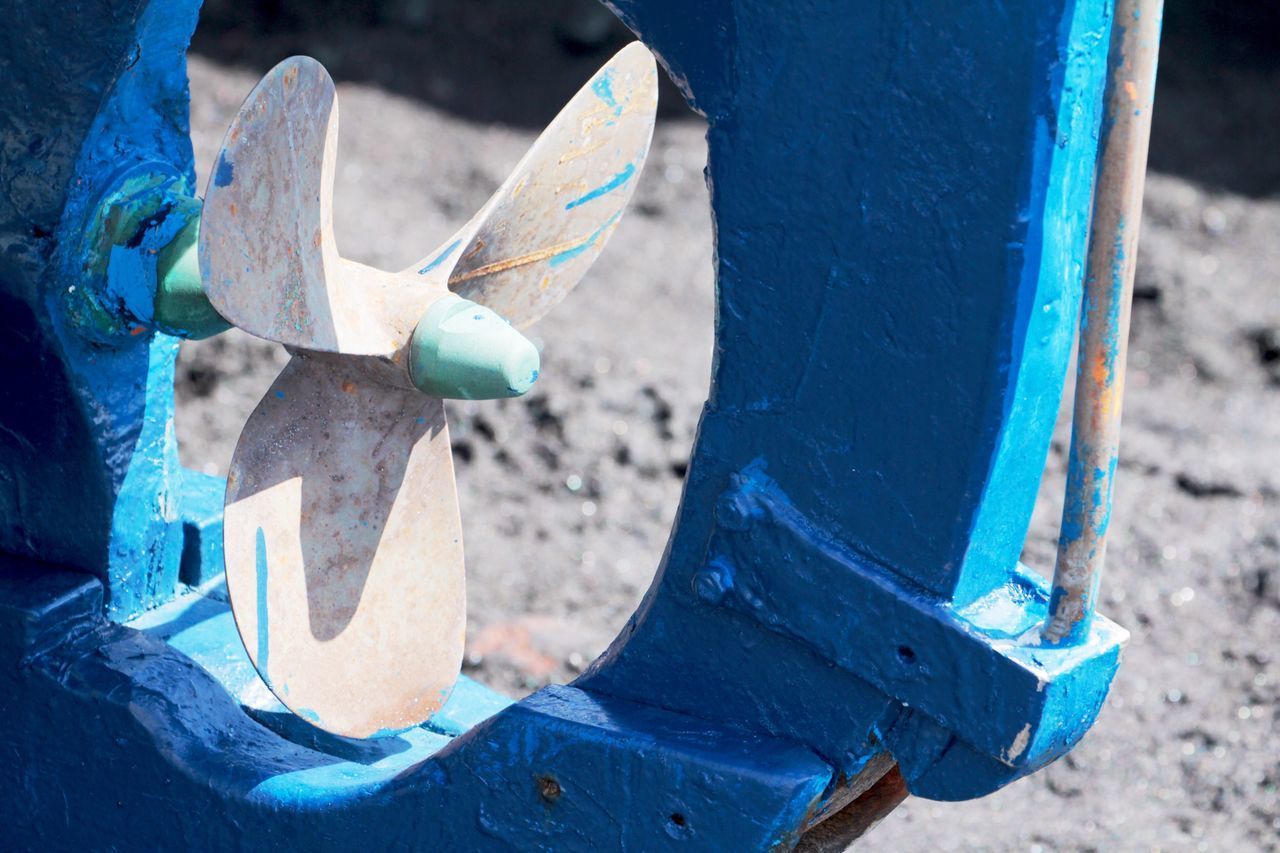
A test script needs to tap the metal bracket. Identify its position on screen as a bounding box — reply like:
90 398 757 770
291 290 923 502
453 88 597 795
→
696 462 1127 799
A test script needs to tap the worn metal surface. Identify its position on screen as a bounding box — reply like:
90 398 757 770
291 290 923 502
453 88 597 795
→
224 353 465 737
202 46 656 353
437 42 658 329
1046 0 1163 645
201 57 424 355
202 47 657 737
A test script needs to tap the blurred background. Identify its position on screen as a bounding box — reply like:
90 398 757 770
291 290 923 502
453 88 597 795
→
177 1 1278 848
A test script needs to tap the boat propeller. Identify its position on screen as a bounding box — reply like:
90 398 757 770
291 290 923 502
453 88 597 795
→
200 44 658 738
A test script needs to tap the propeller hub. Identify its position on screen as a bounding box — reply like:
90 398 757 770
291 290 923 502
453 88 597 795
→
409 295 541 399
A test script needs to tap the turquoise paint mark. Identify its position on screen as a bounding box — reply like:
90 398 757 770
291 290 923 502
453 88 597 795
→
369 725 413 739
418 238 461 275
548 210 623 268
255 527 270 682
564 163 635 210
296 707 321 723
592 68 620 115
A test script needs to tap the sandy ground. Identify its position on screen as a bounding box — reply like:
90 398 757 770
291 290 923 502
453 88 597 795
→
177 5 1278 849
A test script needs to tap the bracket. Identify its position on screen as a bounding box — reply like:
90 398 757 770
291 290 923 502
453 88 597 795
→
699 463 1125 799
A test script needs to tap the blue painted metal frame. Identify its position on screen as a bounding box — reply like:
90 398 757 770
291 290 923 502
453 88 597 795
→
0 0 1129 847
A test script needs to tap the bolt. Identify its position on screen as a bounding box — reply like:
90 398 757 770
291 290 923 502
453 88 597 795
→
692 559 734 605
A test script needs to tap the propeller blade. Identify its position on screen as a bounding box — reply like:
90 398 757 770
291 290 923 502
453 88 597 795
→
200 57 427 356
223 353 465 738
407 42 658 329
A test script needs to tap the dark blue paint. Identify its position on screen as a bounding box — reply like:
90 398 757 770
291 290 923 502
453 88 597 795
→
213 153 235 187
584 0 1124 800
0 556 830 848
0 0 1131 846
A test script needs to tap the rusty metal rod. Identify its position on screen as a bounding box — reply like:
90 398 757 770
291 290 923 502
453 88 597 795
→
1044 0 1163 645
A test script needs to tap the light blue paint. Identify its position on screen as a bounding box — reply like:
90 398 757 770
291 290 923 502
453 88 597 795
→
565 163 636 210
592 67 621 115
418 238 461 275
954 0 1113 607
548 210 623 267
255 526 270 682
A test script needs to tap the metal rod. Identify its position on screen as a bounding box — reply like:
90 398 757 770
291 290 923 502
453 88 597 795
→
1044 0 1163 645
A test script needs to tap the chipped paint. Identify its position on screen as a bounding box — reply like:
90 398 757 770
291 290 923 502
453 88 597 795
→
1046 0 1163 645
592 67 620 113
1005 724 1032 761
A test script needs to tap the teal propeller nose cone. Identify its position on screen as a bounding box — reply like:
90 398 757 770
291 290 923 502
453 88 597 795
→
409 295 541 400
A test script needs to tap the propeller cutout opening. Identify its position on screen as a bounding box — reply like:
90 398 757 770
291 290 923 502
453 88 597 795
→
184 41 675 739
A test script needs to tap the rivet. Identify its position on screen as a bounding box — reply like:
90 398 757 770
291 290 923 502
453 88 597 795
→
714 491 755 532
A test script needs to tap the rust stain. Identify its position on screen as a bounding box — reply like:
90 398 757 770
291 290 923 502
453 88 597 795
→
449 228 601 285
558 138 607 165
461 238 486 263
1090 351 1109 386
554 179 589 197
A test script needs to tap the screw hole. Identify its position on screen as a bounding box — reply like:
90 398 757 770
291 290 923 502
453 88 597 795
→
536 774 562 802
897 645 916 664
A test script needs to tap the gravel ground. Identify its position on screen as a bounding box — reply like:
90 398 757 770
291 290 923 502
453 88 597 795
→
178 5 1278 849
